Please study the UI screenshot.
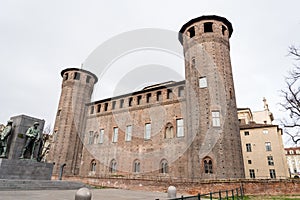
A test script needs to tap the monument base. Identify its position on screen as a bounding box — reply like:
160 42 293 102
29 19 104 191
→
0 159 53 180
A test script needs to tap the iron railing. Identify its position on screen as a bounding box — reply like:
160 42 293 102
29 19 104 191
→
157 186 244 200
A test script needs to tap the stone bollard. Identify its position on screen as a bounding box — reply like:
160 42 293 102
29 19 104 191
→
167 186 176 198
75 187 92 200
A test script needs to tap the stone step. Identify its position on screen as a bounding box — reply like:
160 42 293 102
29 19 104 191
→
0 179 90 190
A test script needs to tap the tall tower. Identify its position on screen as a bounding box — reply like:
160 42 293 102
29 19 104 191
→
179 15 245 178
48 68 98 176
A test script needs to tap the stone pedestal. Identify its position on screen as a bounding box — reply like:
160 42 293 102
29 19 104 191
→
0 159 53 180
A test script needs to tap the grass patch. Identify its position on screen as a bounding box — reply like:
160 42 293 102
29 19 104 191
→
244 195 300 200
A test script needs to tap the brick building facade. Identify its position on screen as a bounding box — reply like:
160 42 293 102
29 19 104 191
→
48 15 245 180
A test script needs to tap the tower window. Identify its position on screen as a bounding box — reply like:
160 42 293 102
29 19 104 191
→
157 91 162 101
244 131 249 136
125 125 132 142
99 129 104 144
97 104 101 113
104 103 108 111
112 101 116 110
144 123 151 140
120 99 124 108
222 25 227 36
187 26 195 38
137 95 142 105
74 72 80 80
212 111 220 127
176 119 184 137
167 89 173 99
90 160 96 172
63 73 69 81
146 93 151 103
165 123 174 139
203 157 213 174
86 75 91 83
160 159 168 174
112 127 118 143
110 159 117 173
133 159 140 173
199 77 207 88
204 22 213 33
128 97 133 107
178 86 184 97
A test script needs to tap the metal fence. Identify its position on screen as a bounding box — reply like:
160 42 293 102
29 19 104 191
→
160 186 244 200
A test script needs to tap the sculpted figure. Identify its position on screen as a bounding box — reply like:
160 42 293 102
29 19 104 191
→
0 120 13 158
19 122 40 159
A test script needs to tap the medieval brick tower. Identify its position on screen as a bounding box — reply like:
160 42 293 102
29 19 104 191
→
48 68 98 175
49 15 245 179
179 15 245 178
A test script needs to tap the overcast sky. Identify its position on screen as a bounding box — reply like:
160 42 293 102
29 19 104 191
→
1 0 300 146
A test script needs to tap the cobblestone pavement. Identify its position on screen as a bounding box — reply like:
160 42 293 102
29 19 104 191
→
0 188 170 200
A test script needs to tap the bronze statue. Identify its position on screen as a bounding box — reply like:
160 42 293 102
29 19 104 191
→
0 120 13 158
19 122 40 159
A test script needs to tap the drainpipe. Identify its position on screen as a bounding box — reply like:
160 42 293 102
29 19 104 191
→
58 163 66 180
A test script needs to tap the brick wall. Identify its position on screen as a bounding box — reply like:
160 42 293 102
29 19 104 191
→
54 175 300 196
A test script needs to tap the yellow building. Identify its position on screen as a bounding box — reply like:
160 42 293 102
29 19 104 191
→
285 147 300 178
238 99 289 179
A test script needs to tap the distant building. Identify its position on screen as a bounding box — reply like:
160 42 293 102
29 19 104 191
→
285 147 300 178
238 99 289 179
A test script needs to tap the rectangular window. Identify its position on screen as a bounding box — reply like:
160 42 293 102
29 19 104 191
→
263 129 268 134
176 119 184 137
88 131 94 144
244 131 249 136
199 77 207 88
86 75 91 83
99 129 104 144
144 123 151 140
125 125 132 142
120 99 124 108
178 86 184 97
128 97 133 107
146 93 151 103
188 26 195 38
157 91 162 101
248 160 252 164
112 101 116 110
212 111 220 127
104 103 108 111
204 22 213 33
97 104 101 113
265 142 272 151
267 156 274 166
249 169 256 178
270 169 276 179
112 127 118 143
167 89 173 99
74 72 80 80
137 95 142 105
246 143 252 152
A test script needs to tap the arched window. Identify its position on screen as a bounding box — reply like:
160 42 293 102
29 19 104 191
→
165 123 174 139
203 157 213 174
133 159 140 173
110 159 117 173
90 160 96 172
160 159 168 174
